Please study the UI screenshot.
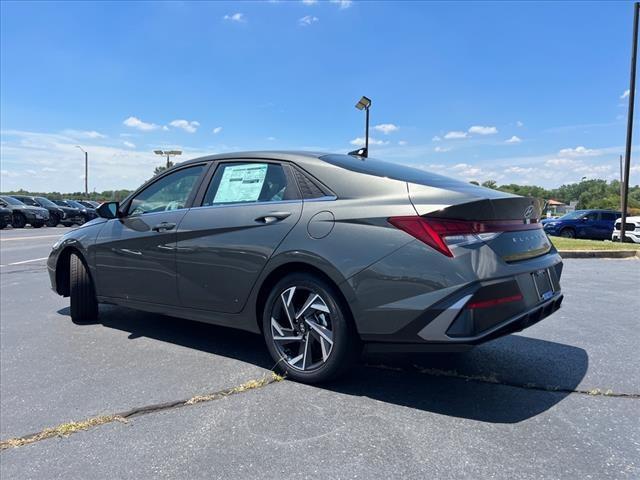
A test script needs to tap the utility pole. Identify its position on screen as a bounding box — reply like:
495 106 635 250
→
76 146 88 196
620 2 639 243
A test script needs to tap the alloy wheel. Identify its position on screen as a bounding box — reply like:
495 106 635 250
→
270 286 334 371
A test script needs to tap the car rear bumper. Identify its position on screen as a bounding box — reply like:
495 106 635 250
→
347 238 563 347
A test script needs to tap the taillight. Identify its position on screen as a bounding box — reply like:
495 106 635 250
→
388 216 542 257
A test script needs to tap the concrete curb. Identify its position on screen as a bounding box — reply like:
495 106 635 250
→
558 250 640 259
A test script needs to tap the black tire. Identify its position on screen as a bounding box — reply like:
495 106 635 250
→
560 228 575 239
262 272 359 384
70 253 98 323
46 213 60 227
11 213 26 228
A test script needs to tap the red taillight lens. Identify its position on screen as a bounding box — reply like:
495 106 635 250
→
388 216 542 257
388 216 454 256
466 293 523 309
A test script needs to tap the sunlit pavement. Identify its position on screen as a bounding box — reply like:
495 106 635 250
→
1 227 638 478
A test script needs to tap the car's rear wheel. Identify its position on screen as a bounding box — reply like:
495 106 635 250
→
560 228 575 238
70 253 98 323
11 213 26 228
46 213 60 227
262 273 359 383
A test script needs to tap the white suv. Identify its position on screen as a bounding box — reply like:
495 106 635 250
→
612 216 640 243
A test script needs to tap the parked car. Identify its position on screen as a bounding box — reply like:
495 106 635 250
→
51 200 87 226
543 209 621 240
0 206 12 229
611 216 640 243
66 199 98 222
0 195 49 228
75 200 99 209
48 151 563 383
11 195 66 227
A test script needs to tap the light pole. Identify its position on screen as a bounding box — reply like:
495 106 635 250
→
76 145 88 196
349 96 372 158
154 149 182 169
620 2 639 243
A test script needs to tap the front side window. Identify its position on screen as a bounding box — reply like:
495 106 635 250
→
16 197 37 206
127 165 205 216
601 213 616 221
584 212 599 222
202 162 295 206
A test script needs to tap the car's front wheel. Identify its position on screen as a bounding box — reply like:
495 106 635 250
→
560 228 575 238
12 213 26 228
262 273 359 383
70 253 98 323
46 213 60 227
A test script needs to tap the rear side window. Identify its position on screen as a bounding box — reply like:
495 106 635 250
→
601 213 616 221
202 162 296 206
16 197 37 206
584 212 599 221
293 167 331 199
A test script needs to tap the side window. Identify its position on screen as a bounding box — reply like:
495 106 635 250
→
127 165 205 216
19 197 37 206
584 212 599 222
601 213 616 222
202 162 296 206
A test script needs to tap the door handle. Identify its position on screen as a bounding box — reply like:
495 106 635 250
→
152 222 176 232
254 212 291 224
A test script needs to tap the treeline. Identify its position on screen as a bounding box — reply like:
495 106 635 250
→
0 189 133 202
2 179 639 213
472 179 640 214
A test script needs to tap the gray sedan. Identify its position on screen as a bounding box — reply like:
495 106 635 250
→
47 151 563 383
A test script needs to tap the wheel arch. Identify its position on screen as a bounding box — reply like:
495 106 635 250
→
254 260 358 336
55 245 89 297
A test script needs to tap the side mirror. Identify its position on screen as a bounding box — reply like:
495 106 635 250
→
96 201 121 219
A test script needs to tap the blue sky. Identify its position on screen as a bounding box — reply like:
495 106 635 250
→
1 0 638 192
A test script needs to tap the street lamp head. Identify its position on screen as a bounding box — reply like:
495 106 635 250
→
75 145 86 153
167 150 182 156
153 150 164 155
355 96 372 110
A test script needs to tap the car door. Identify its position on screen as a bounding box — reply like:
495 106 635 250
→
93 163 207 305
176 160 302 313
577 211 599 238
598 212 617 239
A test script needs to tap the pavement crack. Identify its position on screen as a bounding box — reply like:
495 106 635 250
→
366 364 640 399
0 372 283 451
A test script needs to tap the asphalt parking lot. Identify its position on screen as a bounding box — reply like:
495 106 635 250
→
0 227 638 479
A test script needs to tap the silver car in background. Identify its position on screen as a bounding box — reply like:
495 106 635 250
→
48 151 563 383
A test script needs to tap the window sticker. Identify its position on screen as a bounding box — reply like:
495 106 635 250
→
213 163 268 203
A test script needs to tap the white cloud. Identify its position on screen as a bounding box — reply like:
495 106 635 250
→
431 136 441 142
505 166 534 174
212 126 223 134
434 146 451 153
468 125 498 135
224 13 245 22
516 120 524 127
302 0 317 4
444 131 468 139
0 129 213 192
299 15 319 26
123 116 161 131
123 141 136 148
558 146 600 157
373 123 399 134
330 0 352 8
621 89 630 99
169 119 200 133
267 136 276 141
349 137 388 146
505 135 522 144
398 140 407 146
62 129 107 139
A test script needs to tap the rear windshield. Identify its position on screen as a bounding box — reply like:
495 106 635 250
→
320 154 484 190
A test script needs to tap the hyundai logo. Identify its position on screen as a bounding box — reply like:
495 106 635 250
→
523 205 535 219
